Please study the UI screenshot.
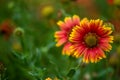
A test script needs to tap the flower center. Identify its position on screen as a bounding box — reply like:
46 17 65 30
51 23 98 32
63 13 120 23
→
84 33 98 48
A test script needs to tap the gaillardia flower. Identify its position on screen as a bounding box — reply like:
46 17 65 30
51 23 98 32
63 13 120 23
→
54 15 80 55
0 20 15 40
69 19 114 63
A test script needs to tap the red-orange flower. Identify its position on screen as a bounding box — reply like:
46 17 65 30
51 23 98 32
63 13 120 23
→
69 19 113 63
54 15 80 55
107 0 114 5
0 20 15 40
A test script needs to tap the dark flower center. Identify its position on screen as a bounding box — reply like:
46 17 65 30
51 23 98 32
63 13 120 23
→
84 33 98 47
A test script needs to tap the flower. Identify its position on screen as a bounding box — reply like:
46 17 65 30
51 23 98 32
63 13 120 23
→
107 0 114 5
114 0 120 6
41 5 54 18
54 15 80 55
12 41 22 52
45 77 52 80
107 0 120 5
0 20 15 40
45 77 59 80
69 19 114 63
13 27 24 37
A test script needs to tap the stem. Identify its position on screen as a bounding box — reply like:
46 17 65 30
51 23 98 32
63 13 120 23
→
106 57 109 80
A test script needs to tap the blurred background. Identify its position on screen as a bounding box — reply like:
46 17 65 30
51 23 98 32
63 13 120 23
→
0 0 120 80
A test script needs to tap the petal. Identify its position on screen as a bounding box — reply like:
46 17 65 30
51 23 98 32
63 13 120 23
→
72 44 86 58
54 31 66 38
64 17 73 28
97 47 106 58
72 15 80 25
99 36 114 43
95 19 103 27
62 42 72 55
99 42 112 52
70 44 81 52
89 49 96 63
80 18 89 26
83 48 89 63
69 26 85 43
90 48 99 63
93 47 106 63
56 38 67 47
97 26 112 37
57 21 68 31
89 20 99 32
88 47 106 63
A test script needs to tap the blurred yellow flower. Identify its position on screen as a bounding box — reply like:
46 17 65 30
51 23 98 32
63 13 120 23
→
45 77 52 80
12 42 22 52
114 0 120 5
45 77 59 80
41 5 54 17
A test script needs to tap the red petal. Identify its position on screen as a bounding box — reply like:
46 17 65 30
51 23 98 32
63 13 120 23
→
72 44 86 58
99 42 112 52
72 15 80 25
62 42 72 55
83 48 89 63
56 38 67 47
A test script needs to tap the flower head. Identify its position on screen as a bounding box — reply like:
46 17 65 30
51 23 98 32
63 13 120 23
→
13 27 24 37
45 77 52 80
0 20 15 40
69 19 114 63
107 0 114 5
12 41 22 52
41 5 54 17
54 15 80 55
